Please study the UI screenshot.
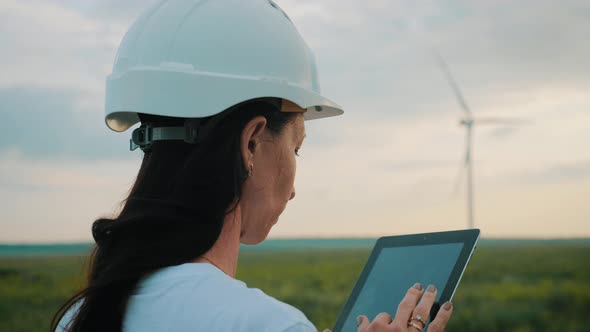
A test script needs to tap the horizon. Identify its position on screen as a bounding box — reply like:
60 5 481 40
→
3 235 590 246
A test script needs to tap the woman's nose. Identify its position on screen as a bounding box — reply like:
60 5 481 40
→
289 190 296 200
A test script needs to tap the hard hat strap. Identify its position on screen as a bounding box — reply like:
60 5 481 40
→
130 125 188 152
130 109 231 152
129 119 218 152
130 98 283 152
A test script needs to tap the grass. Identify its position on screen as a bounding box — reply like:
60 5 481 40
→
1 245 589 331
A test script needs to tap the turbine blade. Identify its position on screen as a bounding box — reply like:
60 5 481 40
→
465 125 472 165
473 117 534 125
451 138 470 197
451 160 466 197
432 49 472 115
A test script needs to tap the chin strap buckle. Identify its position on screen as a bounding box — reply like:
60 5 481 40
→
130 124 154 152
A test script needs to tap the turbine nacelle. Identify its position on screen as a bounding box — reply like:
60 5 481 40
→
459 118 474 127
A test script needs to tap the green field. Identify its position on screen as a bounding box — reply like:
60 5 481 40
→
1 245 589 332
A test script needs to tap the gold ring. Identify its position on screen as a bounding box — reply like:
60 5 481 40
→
408 321 424 331
411 314 426 326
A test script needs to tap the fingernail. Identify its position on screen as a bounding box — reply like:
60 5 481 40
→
427 284 437 293
323 330 332 332
413 283 423 291
443 301 453 310
356 316 363 327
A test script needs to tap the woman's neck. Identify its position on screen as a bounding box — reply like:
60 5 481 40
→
192 205 242 277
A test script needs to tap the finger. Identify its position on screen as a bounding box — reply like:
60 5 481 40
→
411 284 438 326
366 312 393 331
408 321 424 332
357 315 370 332
392 283 424 327
427 301 453 332
373 312 393 325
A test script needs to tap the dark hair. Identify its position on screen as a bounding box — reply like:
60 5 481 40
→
51 99 298 332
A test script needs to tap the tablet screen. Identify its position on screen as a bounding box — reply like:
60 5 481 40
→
339 242 464 331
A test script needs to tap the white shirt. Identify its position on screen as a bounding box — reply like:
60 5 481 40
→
57 263 317 332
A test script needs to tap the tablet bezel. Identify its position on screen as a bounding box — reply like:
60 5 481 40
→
332 229 480 332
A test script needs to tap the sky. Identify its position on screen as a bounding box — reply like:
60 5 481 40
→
0 0 589 243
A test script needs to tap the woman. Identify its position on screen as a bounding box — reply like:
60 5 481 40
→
52 1 454 331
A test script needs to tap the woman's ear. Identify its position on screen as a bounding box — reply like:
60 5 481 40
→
240 116 268 169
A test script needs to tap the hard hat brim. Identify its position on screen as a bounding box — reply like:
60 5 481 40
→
105 68 343 132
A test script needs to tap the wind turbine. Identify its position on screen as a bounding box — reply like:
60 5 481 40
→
433 50 529 229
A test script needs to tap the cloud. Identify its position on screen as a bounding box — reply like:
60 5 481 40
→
513 161 590 185
84 0 159 22
0 86 135 160
0 0 125 90
278 0 590 121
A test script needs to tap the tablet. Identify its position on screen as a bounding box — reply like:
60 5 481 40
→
332 229 480 332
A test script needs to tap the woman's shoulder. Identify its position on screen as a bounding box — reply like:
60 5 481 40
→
227 285 316 331
126 263 317 331
235 284 314 329
54 300 82 332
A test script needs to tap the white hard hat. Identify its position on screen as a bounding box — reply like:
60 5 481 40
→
105 0 344 133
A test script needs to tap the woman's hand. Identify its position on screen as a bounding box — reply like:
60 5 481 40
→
356 283 453 332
